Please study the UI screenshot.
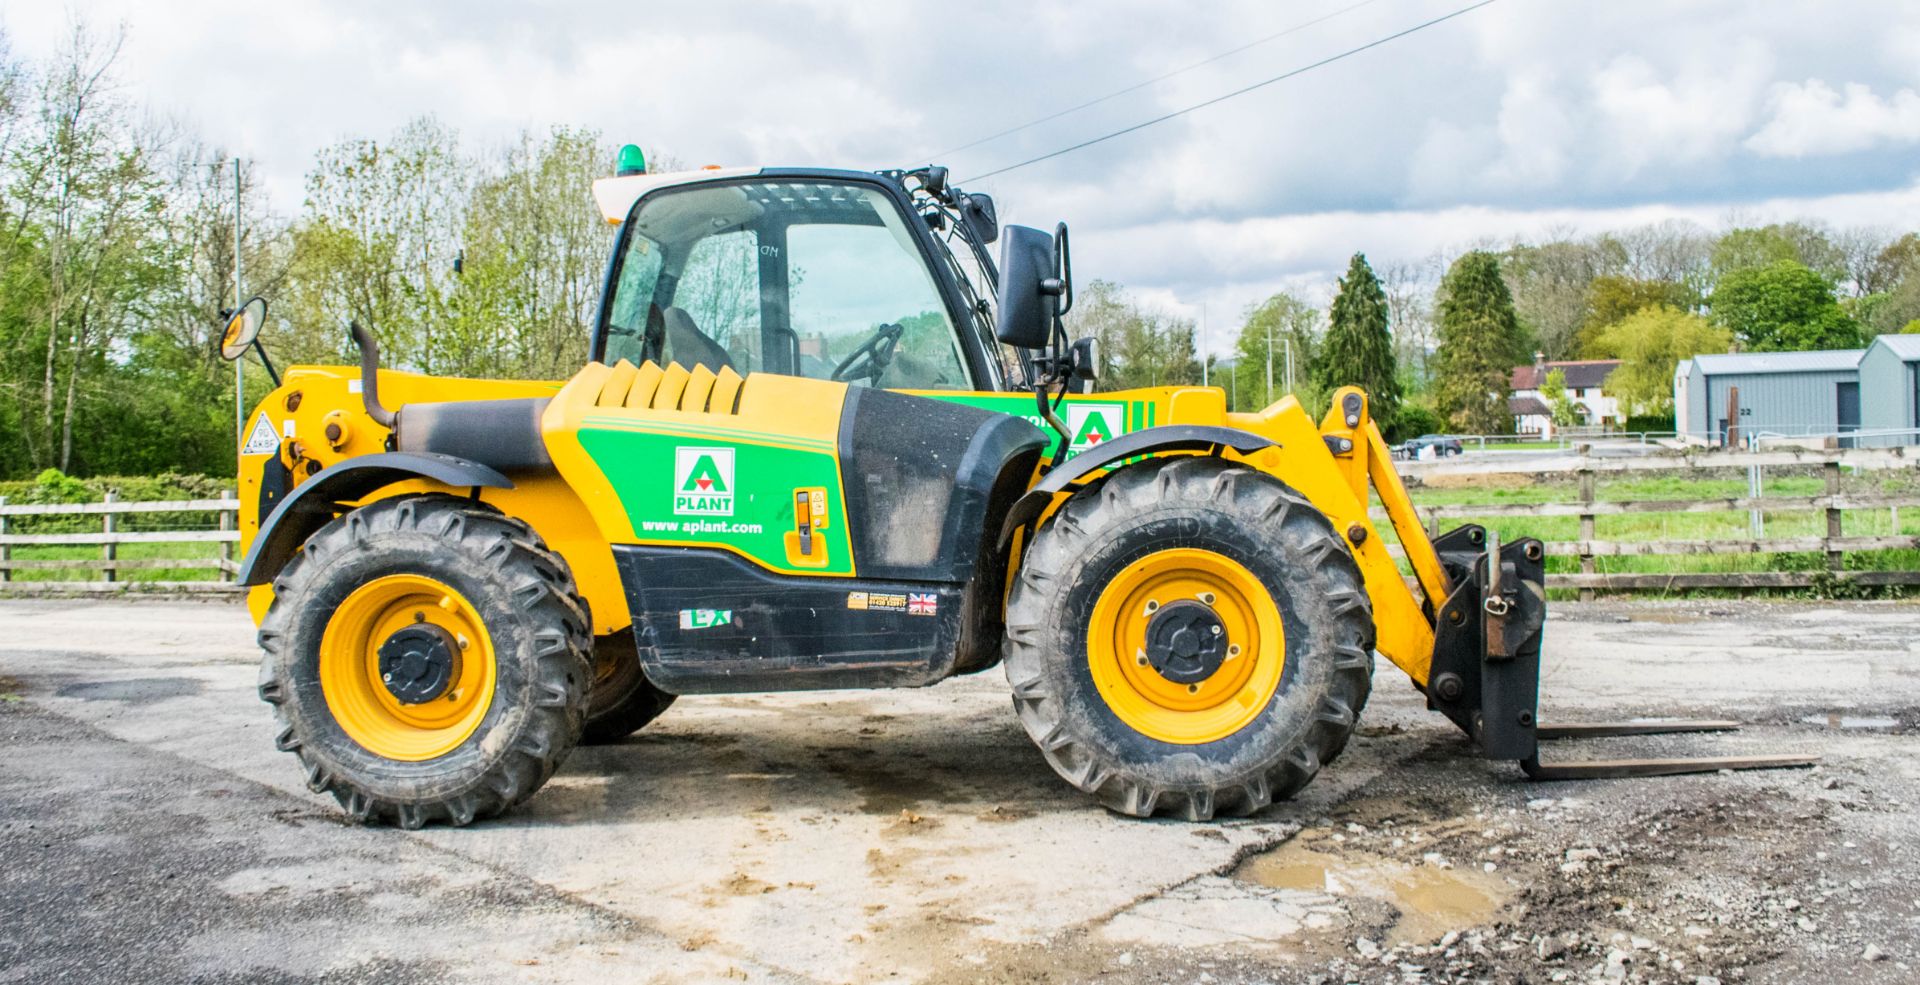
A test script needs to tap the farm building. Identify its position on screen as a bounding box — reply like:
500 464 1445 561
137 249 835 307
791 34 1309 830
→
1857 334 1920 446
1673 349 1863 445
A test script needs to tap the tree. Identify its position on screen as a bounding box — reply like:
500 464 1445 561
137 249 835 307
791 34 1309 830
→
1231 291 1320 413
1432 251 1529 434
1541 368 1578 427
1709 260 1859 352
1711 222 1845 285
1501 234 1624 359
1311 252 1400 429
1066 278 1199 390
1592 305 1731 417
1574 275 1697 356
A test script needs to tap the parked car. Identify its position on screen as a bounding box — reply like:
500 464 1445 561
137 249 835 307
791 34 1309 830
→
1400 434 1464 458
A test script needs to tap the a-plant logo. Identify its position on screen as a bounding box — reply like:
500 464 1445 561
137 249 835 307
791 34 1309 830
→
673 446 735 516
1066 403 1125 456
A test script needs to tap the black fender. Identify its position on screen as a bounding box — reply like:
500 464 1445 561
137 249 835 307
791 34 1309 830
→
996 424 1276 549
237 452 513 587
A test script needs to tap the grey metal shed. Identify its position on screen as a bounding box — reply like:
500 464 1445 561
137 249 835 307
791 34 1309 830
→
1857 334 1920 446
1674 349 1863 444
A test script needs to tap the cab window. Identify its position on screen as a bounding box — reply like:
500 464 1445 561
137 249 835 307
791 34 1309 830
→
601 180 970 390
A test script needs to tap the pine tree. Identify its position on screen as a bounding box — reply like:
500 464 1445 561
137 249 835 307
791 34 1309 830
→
1433 251 1530 435
1312 253 1401 430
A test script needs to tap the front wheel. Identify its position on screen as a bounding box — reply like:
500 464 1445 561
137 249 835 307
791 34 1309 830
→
257 495 591 828
1004 457 1374 820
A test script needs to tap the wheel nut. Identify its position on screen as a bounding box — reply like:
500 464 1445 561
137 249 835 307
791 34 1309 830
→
1187 684 1199 694
1197 591 1216 605
413 612 425 623
1227 644 1242 658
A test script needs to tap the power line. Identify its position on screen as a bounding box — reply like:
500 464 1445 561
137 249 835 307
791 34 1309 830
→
926 0 1387 162
961 0 1499 184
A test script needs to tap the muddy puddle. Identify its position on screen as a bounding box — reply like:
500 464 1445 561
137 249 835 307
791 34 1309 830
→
1235 829 1513 946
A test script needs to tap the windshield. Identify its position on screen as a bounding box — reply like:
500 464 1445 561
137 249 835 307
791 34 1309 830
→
600 180 972 390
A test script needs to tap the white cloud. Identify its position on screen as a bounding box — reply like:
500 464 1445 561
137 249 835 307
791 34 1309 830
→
8 0 1920 343
1746 79 1920 157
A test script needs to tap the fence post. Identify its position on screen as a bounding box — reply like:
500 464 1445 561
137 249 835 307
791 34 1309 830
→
0 495 9 585
219 489 235 583
1577 444 1595 603
102 490 117 584
1825 460 1844 574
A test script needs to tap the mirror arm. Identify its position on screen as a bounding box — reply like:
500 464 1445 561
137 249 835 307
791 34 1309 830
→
250 338 281 388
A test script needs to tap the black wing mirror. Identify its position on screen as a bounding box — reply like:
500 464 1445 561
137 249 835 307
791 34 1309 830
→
993 225 1060 349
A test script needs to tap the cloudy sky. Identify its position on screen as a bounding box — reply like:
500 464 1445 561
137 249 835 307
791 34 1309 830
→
9 0 1920 349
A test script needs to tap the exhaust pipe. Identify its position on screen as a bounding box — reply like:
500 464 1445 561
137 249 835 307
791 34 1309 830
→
347 321 397 429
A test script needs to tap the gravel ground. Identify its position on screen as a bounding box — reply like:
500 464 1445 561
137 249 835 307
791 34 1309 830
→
0 596 1915 984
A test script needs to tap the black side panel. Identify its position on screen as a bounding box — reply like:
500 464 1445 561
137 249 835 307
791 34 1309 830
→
617 546 966 694
838 387 1047 582
395 398 554 473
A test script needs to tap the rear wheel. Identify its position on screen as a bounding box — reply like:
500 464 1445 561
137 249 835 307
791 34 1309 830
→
1004 457 1374 820
580 633 677 744
257 495 590 828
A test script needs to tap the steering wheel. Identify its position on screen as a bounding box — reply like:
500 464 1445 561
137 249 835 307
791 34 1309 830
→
831 323 904 384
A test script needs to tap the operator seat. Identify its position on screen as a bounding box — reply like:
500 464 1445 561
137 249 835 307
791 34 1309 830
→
662 306 733 374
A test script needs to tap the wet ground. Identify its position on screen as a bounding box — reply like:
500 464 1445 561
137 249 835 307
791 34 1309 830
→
1 597 1916 984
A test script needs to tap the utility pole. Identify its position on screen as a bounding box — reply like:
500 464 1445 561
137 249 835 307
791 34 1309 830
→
1284 337 1295 396
233 158 244 449
1264 319 1273 406
1200 302 1208 388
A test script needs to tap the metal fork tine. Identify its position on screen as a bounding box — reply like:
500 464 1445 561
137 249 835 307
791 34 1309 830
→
1537 720 1742 740
1521 753 1818 781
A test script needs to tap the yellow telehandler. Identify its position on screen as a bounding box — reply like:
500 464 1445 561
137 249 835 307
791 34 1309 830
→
223 152 1809 828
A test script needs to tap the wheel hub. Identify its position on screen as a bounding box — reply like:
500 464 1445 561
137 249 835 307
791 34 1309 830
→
1143 600 1228 685
377 624 461 704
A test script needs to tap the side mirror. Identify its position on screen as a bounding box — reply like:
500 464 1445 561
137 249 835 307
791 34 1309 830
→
963 192 998 244
220 296 267 360
993 225 1058 349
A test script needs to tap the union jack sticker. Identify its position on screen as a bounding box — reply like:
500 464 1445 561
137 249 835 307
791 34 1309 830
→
907 593 937 616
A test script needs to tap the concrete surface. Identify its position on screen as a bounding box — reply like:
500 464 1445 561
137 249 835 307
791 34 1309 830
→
0 597 1917 984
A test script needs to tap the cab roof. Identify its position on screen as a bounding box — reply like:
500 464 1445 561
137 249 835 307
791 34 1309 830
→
590 166 899 225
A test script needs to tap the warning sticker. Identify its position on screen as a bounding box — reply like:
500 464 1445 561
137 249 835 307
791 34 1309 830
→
241 412 280 456
848 591 908 612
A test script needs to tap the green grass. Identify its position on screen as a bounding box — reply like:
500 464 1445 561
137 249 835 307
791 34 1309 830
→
4 541 228 583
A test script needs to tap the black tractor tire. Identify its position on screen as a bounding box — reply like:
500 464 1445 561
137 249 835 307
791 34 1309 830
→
1004 456 1375 821
580 632 677 744
257 494 591 828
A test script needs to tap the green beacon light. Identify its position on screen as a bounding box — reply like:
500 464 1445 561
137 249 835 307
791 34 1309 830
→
616 144 647 177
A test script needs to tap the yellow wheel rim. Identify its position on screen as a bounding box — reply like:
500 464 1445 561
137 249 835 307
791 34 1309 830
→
319 574 497 761
1087 548 1285 745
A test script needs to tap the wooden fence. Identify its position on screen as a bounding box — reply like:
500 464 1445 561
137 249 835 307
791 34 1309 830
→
0 493 243 593
1384 445 1920 596
3 444 1918 598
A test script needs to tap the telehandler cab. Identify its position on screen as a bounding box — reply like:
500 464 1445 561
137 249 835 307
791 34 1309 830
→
226 154 1811 828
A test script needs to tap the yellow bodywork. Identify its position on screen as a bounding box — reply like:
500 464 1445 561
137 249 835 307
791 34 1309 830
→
240 365 1443 687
